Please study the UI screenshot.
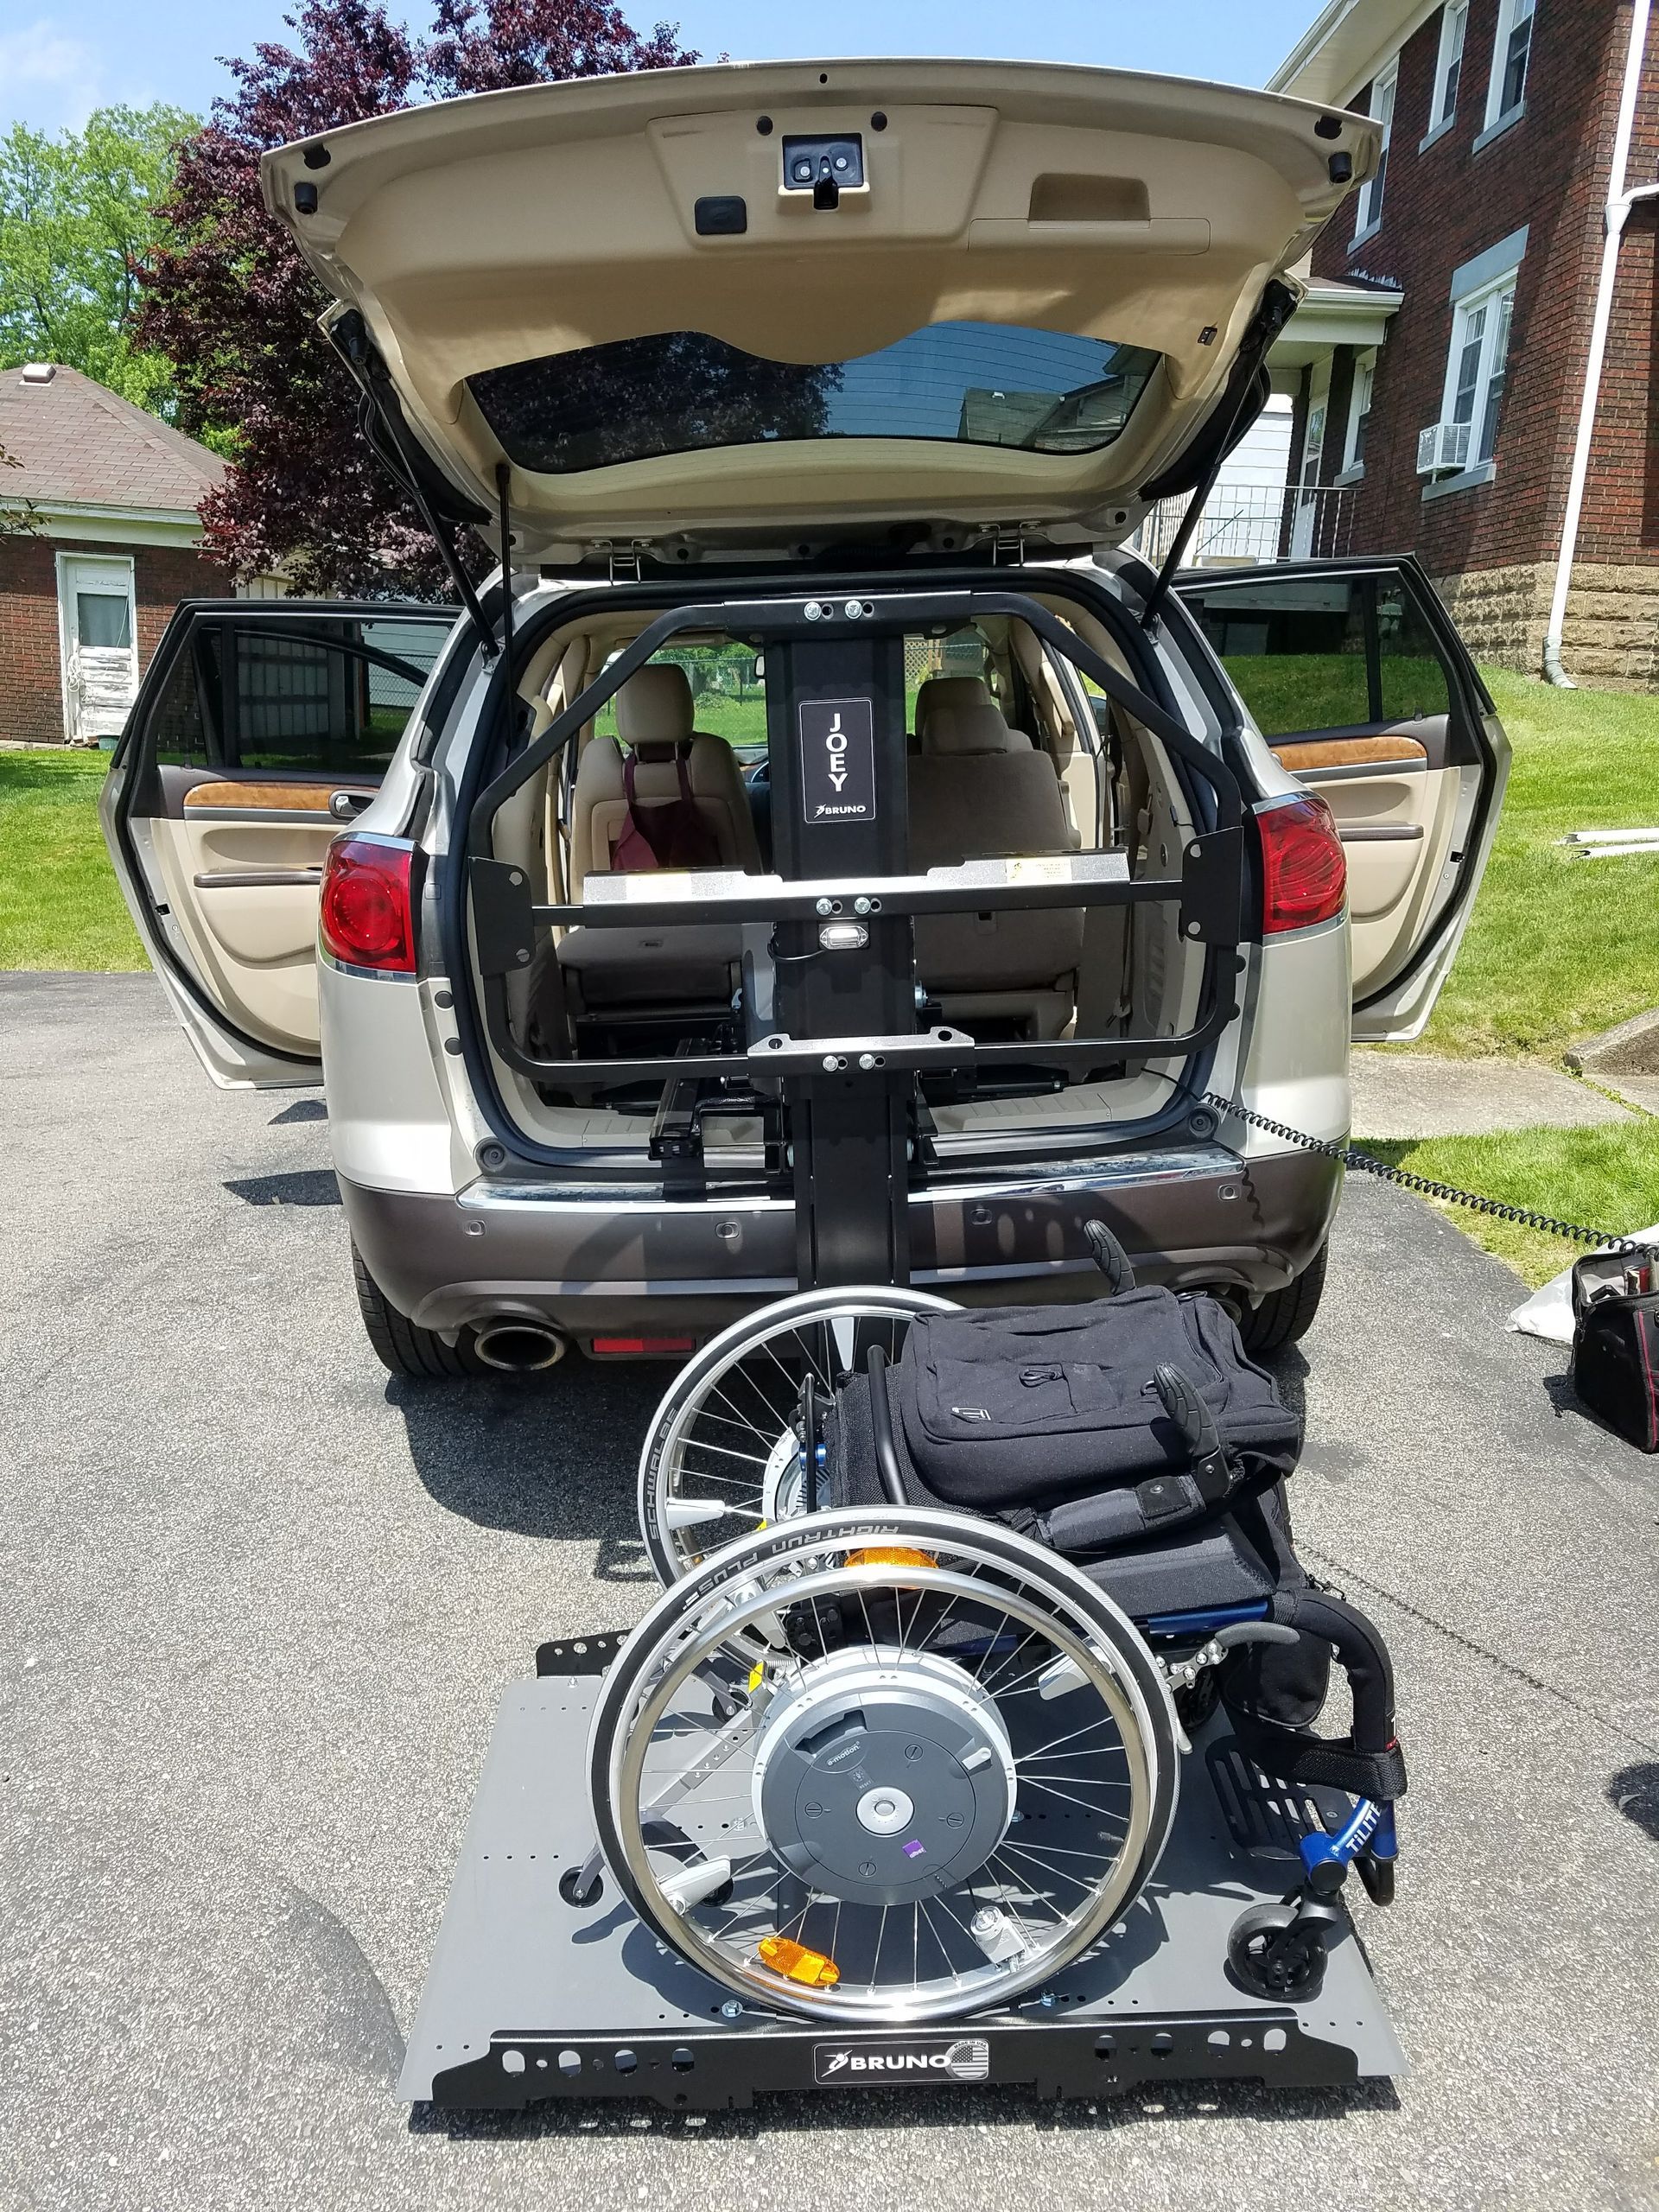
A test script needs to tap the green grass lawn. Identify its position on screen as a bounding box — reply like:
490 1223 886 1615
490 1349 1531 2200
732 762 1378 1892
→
1360 1123 1659 1287
0 749 145 970
1420 671 1659 1058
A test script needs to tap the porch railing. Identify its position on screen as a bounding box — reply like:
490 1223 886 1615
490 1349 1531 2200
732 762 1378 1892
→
1128 482 1359 569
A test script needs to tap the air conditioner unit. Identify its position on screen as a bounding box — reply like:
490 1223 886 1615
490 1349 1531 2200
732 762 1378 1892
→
1417 420 1471 476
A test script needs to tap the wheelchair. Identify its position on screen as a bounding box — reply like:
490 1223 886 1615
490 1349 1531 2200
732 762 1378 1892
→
590 1227 1405 2026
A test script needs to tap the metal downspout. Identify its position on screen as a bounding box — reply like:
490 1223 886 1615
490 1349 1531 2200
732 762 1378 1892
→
1544 0 1655 685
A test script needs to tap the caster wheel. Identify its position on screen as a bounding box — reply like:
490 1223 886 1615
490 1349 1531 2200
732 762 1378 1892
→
1226 1902 1331 2001
1357 1852 1396 1906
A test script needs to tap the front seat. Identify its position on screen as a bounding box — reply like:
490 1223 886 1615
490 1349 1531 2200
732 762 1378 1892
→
906 700 1084 1040
556 664 762 1017
912 673 996 747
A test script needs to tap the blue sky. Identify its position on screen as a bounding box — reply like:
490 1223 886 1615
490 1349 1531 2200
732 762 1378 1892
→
0 1 1320 135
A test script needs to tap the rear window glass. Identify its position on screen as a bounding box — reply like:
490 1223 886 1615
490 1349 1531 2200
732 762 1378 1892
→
469 323 1161 474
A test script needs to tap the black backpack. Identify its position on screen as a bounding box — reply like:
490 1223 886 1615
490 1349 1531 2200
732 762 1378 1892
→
891 1289 1301 1535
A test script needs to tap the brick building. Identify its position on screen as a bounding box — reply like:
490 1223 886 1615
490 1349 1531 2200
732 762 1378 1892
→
1268 0 1659 683
0 363 228 744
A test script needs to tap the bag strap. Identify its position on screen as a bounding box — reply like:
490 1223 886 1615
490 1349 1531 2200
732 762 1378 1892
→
620 742 696 868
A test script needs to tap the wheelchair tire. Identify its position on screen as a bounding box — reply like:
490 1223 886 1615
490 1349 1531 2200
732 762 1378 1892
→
587 1507 1180 2024
637 1286 958 1586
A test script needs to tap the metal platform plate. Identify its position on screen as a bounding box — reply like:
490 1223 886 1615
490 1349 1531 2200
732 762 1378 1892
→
400 1673 1405 2112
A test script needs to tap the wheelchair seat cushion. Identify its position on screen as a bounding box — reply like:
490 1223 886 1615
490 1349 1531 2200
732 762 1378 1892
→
893 1293 1301 1508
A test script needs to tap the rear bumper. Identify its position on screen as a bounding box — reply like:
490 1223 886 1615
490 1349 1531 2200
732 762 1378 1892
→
341 1145 1341 1343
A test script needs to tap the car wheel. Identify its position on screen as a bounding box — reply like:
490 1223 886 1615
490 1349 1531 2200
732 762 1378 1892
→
1237 1241 1328 1356
351 1243 492 1378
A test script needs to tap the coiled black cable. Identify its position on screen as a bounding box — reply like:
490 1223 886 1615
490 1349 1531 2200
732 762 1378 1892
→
1201 1090 1656 1262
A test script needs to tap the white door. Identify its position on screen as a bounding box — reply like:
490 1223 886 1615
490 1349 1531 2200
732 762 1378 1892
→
1289 400 1327 560
59 554 137 741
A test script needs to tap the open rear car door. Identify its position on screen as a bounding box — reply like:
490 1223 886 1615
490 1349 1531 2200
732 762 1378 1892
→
1176 557 1510 1041
100 601 454 1086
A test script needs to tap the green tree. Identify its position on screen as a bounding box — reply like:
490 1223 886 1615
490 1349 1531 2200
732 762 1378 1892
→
0 105 197 416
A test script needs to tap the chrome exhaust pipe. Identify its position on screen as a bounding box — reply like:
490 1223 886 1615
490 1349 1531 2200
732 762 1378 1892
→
473 1319 569 1373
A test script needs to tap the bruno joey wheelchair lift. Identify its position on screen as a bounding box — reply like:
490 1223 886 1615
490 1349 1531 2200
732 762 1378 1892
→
400 582 1405 2110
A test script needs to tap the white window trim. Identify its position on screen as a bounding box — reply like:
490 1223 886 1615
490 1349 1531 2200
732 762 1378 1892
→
1438 268 1519 474
1341 348 1378 477
1429 0 1470 136
54 550 137 742
1484 0 1536 131
1354 57 1399 239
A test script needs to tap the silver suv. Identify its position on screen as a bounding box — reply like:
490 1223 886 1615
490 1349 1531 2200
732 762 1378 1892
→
103 59 1508 1378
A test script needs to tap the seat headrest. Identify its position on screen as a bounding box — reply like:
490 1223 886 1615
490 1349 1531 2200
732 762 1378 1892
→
615 664 694 751
914 675 995 734
921 702 1033 756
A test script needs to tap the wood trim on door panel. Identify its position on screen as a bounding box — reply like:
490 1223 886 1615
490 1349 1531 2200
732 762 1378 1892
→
182 781 376 811
1271 736 1429 773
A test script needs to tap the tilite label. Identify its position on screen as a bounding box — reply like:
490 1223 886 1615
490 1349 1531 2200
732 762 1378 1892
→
799 698 876 824
813 2036 991 2084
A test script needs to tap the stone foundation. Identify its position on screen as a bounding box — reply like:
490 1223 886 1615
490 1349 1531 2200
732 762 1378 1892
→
1430 559 1659 689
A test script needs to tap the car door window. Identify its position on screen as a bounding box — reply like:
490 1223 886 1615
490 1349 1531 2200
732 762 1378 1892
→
1375 582 1451 725
197 617 452 776
1181 576 1376 738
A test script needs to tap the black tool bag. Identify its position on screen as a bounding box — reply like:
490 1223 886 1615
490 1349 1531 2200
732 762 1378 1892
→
1572 1253 1659 1452
893 1292 1301 1521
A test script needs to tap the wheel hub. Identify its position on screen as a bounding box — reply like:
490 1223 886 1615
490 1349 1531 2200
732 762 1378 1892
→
760 1428 807 1525
750 1645 1015 1908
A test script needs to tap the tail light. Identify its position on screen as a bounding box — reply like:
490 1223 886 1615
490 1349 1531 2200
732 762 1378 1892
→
1255 796 1346 934
319 836 417 971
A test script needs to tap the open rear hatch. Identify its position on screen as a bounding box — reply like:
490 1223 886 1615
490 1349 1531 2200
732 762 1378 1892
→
261 59 1377 563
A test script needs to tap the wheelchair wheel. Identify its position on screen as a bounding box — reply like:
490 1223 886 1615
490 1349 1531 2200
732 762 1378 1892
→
588 1506 1180 2024
638 1287 958 1586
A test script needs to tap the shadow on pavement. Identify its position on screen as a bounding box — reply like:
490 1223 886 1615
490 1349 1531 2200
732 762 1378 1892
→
1262 1344 1310 1430
1607 1763 1659 1843
269 1097 328 1124
389 1363 658 1580
409 2071 1398 2142
224 1169 342 1206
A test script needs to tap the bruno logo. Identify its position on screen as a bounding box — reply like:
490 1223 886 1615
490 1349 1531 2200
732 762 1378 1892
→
799 698 876 824
813 2036 991 2085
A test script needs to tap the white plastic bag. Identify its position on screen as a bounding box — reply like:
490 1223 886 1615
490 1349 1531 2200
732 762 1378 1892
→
1508 1222 1659 1344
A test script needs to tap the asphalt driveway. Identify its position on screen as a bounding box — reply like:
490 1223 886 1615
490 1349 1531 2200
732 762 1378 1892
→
3 971 1656 2212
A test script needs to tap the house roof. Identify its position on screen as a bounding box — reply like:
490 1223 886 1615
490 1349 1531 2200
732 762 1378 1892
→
0 363 223 518
1269 276 1404 375
1268 1 1441 107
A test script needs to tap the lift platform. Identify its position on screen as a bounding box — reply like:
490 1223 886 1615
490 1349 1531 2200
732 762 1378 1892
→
398 1640 1403 2113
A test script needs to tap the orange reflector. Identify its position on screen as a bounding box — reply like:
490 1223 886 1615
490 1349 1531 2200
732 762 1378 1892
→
847 1546 938 1572
757 1936 841 1988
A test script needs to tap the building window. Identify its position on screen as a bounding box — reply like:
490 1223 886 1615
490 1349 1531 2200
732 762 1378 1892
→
1355 59 1398 236
1432 1 1469 129
1344 349 1377 473
1485 0 1535 130
1443 275 1516 467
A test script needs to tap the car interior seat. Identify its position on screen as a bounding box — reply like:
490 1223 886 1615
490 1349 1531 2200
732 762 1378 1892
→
556 664 761 1016
906 699 1084 1039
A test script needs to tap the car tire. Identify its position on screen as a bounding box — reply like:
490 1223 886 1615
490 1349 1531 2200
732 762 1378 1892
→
352 1243 492 1378
1237 1241 1328 1356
